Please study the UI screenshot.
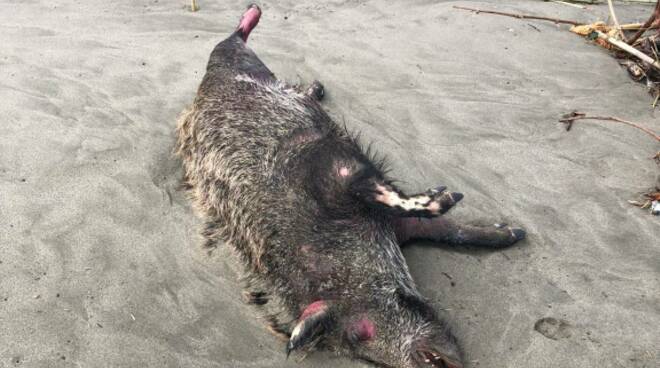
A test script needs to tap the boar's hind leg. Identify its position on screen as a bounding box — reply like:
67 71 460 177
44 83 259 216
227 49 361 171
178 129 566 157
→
352 180 463 218
393 217 525 248
206 4 275 81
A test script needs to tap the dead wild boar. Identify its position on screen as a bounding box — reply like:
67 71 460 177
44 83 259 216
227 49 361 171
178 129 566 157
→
175 4 525 368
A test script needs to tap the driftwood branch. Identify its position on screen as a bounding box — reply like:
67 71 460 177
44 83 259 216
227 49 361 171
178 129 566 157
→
594 30 660 71
452 6 582 26
559 112 660 142
627 0 660 45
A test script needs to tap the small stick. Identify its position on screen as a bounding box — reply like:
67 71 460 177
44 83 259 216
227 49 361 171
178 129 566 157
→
551 1 587 10
191 0 199 12
621 23 660 31
559 112 660 142
593 30 660 71
528 23 541 32
452 6 582 26
627 0 660 45
628 200 652 209
607 0 627 42
651 38 660 62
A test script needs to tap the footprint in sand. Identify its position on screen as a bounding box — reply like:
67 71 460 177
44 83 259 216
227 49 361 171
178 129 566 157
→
534 317 573 340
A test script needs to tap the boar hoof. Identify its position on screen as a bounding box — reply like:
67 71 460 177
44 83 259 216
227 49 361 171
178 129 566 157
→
510 228 526 242
305 80 325 101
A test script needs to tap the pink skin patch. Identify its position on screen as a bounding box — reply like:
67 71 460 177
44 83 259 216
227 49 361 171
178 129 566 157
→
237 4 261 42
339 166 350 177
374 184 396 205
300 300 327 320
348 317 376 342
427 201 440 212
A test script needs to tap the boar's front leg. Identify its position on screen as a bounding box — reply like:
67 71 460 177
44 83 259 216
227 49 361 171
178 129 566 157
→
393 217 526 248
305 80 324 101
352 179 463 218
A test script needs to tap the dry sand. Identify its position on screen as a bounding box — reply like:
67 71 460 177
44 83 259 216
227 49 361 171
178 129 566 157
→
1 1 659 367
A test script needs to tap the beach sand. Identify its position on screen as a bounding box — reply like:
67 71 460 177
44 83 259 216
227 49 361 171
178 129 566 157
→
1 1 658 367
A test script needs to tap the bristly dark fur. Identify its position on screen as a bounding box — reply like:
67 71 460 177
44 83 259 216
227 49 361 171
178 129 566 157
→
175 5 525 368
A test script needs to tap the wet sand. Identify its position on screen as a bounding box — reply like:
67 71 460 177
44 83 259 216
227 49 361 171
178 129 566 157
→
1 1 658 367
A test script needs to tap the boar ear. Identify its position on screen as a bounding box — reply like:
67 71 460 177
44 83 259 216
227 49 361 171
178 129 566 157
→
415 350 463 368
286 301 332 357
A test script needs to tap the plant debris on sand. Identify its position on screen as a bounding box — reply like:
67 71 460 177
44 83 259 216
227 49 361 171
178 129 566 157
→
455 3 660 215
559 111 660 214
455 2 660 103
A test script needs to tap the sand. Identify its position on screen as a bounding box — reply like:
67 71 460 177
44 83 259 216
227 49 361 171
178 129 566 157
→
1 1 659 367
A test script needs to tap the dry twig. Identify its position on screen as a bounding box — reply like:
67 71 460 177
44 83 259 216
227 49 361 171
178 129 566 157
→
593 30 660 70
627 0 660 45
453 5 660 72
452 6 582 26
621 23 660 31
551 1 587 10
607 0 627 42
559 112 660 142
